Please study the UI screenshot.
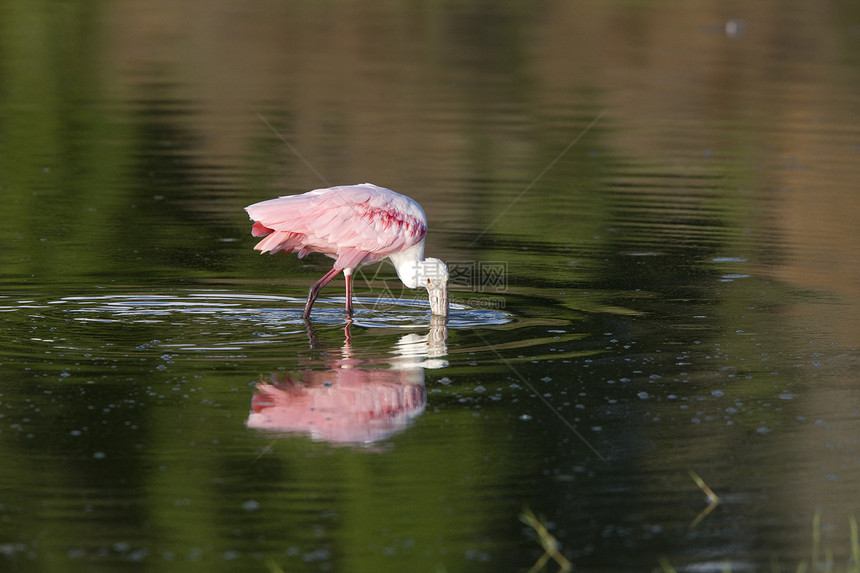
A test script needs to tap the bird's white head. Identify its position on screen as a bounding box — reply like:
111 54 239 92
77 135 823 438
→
391 250 449 317
418 257 449 317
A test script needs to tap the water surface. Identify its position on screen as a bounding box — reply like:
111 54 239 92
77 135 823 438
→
2 1 860 571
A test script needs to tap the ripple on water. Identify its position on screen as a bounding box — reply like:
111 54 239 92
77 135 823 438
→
0 289 514 358
51 292 511 327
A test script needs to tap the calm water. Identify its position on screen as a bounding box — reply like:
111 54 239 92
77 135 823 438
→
3 1 860 571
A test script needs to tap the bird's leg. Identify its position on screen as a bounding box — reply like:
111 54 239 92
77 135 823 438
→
344 268 354 316
304 267 342 320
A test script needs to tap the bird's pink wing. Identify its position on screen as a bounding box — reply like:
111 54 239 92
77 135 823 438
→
245 184 427 269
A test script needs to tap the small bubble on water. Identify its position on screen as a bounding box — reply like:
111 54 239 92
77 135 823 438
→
67 548 86 559
242 500 260 512
520 414 532 421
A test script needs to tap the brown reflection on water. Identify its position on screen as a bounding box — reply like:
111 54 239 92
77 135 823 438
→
102 1 860 255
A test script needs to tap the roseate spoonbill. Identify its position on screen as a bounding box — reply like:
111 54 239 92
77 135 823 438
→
245 183 449 319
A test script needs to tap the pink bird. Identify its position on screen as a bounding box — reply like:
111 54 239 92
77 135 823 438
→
245 183 449 319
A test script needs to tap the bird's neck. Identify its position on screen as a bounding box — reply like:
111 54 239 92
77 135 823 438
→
389 243 425 289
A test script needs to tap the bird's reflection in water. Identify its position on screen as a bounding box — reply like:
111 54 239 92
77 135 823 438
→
246 317 447 444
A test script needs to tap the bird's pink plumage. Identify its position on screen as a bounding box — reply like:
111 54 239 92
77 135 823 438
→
245 183 427 270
